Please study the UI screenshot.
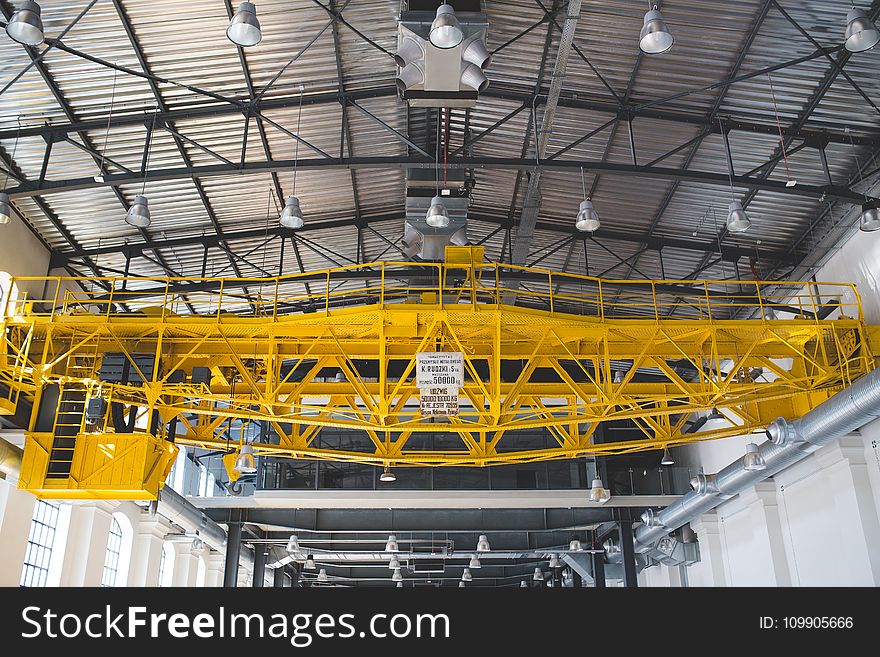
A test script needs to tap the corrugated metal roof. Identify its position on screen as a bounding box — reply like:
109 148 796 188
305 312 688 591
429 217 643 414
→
1 0 878 310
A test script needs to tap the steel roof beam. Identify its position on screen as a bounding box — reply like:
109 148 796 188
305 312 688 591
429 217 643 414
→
4 81 877 147
508 0 580 267
8 156 868 205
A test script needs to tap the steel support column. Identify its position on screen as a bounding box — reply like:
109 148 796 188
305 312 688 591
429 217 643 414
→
224 521 242 588
252 541 267 588
619 521 638 588
591 531 606 588
273 566 287 588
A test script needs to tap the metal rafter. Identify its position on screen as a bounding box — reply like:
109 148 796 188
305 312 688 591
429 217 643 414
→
688 0 880 286
624 0 774 279
110 0 257 312
0 1 196 314
509 0 583 267
7 156 867 204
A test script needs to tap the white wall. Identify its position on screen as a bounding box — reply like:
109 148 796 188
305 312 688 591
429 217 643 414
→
0 213 50 302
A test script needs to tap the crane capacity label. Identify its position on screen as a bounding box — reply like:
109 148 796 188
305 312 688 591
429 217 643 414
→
416 352 465 388
419 387 460 417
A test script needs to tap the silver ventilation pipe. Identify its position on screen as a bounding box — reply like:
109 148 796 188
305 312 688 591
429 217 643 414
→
0 437 23 481
634 366 880 551
157 485 228 552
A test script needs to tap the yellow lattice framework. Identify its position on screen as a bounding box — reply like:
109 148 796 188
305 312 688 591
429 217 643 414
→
1 248 877 475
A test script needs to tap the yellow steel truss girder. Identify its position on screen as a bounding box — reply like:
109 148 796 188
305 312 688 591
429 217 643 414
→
1 260 876 467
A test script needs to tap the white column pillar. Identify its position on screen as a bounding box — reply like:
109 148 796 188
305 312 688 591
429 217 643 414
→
815 437 880 585
689 511 726 587
0 480 36 586
171 540 199 587
59 501 115 587
736 480 792 586
128 513 172 587
203 552 225 587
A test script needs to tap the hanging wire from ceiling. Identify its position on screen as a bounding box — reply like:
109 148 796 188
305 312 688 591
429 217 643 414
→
293 84 303 196
848 129 871 204
766 71 795 186
99 63 118 176
141 107 159 197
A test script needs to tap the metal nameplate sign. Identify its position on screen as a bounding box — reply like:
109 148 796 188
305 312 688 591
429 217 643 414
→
419 386 460 417
416 352 464 388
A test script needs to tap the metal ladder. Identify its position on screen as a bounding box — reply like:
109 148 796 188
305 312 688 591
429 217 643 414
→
45 384 87 479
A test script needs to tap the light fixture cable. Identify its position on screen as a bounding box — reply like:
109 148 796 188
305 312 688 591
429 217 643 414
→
848 129 870 203
99 63 118 175
141 107 159 197
766 72 793 184
293 84 303 196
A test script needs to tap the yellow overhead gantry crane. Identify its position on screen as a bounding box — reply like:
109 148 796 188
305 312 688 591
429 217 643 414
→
1 247 876 499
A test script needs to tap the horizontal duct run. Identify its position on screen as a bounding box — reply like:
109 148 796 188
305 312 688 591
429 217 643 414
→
632 365 880 552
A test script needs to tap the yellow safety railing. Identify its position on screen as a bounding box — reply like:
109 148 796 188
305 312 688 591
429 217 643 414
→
0 259 864 324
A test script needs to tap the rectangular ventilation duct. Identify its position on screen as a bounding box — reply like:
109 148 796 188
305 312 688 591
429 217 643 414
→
395 1 490 108
402 168 469 261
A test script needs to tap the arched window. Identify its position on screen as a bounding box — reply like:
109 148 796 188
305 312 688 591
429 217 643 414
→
102 512 134 587
20 500 61 587
102 517 123 586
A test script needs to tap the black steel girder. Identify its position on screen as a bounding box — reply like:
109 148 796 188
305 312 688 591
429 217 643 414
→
7 156 868 205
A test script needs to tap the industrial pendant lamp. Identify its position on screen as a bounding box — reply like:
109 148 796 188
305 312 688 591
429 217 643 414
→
520 580 528 588
125 195 151 228
127 112 158 228
6 0 44 46
575 167 600 232
461 568 473 582
589 477 611 503
458 580 465 587
379 466 397 483
549 555 560 569
392 568 403 582
286 534 300 553
234 442 257 473
280 196 304 229
317 568 328 583
849 134 880 232
468 555 481 569
0 193 12 225
425 195 450 228
568 537 583 552
430 3 463 49
476 534 490 552
861 201 880 232
639 4 674 55
661 448 674 466
227 2 262 47
743 442 767 471
844 6 880 53
385 534 400 552
389 557 401 570
533 567 543 581
304 554 316 570
396 581 403 588
726 200 751 233
281 86 305 229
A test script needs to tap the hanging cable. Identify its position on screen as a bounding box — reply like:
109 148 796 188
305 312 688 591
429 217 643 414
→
580 166 587 199
100 63 118 175
3 121 21 189
141 107 159 196
720 116 735 200
766 72 794 185
293 84 304 196
848 129 871 203
436 109 441 196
